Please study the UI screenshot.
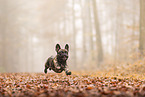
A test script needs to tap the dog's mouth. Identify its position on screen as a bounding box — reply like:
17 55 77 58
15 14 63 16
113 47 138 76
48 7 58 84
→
62 56 68 60
57 53 68 61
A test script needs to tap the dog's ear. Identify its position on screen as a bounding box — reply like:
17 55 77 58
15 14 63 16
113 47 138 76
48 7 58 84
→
56 44 61 53
65 44 69 52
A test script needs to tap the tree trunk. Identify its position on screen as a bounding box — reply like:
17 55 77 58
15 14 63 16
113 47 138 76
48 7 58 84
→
88 0 94 61
81 0 87 65
92 0 103 65
0 0 8 72
72 0 77 66
139 0 145 56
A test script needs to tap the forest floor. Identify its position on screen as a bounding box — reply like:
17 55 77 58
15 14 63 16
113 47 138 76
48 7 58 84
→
0 71 145 97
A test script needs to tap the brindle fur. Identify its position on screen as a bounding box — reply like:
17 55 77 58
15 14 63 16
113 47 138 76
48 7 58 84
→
44 44 71 75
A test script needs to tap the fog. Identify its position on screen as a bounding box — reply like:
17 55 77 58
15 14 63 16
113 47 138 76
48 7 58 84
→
0 0 145 73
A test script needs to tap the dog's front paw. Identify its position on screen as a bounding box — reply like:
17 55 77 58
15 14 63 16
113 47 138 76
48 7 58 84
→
66 71 71 75
44 69 47 74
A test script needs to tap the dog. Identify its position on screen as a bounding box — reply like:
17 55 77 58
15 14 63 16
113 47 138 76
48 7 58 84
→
44 44 71 75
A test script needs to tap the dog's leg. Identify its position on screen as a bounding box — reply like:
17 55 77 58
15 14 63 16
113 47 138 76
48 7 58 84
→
44 65 48 74
44 57 54 73
64 66 71 75
65 70 71 75
44 59 50 74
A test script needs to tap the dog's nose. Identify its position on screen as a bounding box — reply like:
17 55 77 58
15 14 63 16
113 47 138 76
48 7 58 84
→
64 54 68 58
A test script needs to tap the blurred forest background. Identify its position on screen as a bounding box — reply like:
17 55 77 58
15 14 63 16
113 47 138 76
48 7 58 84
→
0 0 145 73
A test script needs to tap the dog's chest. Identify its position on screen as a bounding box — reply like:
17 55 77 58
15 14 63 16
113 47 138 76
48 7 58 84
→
51 57 66 73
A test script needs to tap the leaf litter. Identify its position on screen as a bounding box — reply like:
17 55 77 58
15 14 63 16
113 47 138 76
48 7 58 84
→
0 73 145 97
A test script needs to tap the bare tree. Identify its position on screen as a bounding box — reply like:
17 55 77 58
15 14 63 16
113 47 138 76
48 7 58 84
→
81 0 87 65
88 0 94 61
0 0 7 71
92 0 103 65
72 0 77 66
139 0 145 56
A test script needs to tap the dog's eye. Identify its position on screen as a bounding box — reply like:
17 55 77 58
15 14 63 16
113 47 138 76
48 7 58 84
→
62 51 65 53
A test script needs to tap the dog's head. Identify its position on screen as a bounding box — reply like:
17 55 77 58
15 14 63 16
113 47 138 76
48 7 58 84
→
55 44 69 62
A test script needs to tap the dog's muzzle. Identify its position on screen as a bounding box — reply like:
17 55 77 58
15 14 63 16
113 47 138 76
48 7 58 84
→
62 55 68 60
59 54 68 61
